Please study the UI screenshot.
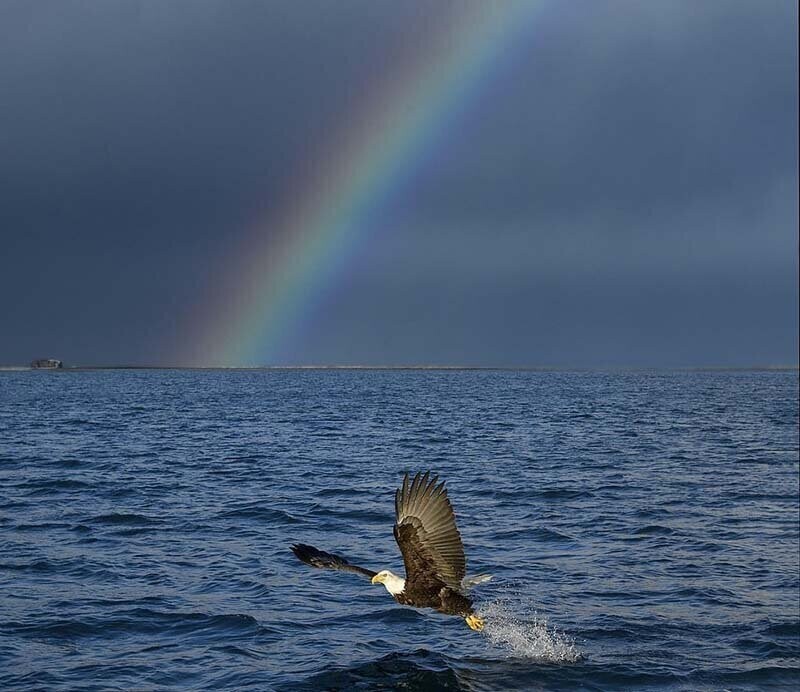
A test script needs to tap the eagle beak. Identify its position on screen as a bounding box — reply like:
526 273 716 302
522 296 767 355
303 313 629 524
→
371 574 383 585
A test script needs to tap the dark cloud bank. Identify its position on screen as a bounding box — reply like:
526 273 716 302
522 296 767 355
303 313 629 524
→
0 0 796 367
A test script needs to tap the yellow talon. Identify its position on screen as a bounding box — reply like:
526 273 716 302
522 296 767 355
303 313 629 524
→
465 614 485 631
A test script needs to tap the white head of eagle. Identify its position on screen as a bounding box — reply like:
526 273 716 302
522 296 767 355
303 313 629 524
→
371 569 406 595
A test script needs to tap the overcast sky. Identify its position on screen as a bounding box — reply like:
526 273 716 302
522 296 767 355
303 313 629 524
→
1 0 797 367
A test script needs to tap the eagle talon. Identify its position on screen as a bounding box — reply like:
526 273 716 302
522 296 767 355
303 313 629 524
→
465 614 484 631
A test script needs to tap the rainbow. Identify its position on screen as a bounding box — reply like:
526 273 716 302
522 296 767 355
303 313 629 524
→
188 1 542 366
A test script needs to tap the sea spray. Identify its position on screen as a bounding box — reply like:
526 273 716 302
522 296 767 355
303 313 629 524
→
478 598 581 663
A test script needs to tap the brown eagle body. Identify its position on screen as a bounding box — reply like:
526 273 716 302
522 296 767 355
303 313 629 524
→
393 579 474 616
291 471 486 631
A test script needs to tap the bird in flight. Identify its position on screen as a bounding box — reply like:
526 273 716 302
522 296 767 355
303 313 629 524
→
291 471 490 631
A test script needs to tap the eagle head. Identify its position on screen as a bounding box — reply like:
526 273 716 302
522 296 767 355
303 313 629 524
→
371 569 406 595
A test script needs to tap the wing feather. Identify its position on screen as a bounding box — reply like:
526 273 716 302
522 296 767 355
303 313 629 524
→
290 543 377 580
393 471 467 591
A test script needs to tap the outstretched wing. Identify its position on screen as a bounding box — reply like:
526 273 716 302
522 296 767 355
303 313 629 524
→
393 471 466 592
291 543 377 580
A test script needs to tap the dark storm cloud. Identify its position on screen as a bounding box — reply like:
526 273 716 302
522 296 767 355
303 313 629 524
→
394 0 797 222
0 0 796 366
314 0 798 367
0 0 447 364
0 1 434 228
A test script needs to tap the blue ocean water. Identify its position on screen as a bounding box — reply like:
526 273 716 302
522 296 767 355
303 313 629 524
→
0 369 798 691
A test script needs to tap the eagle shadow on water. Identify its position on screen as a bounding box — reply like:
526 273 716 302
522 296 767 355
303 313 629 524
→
291 471 491 631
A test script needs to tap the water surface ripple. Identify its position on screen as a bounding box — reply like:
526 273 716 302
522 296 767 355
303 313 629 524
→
1 370 798 690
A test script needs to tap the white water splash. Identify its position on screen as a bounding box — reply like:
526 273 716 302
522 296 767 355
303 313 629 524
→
478 599 581 663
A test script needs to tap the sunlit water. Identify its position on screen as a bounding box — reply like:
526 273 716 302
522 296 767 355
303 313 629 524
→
1 369 798 690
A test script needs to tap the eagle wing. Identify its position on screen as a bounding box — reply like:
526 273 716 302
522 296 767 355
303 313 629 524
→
393 471 467 592
291 543 377 580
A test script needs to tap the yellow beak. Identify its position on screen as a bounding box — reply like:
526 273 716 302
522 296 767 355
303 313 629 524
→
371 574 383 585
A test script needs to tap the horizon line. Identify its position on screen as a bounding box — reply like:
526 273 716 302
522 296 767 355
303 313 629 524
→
2 364 798 372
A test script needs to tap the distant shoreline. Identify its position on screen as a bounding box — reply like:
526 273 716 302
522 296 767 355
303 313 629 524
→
1 365 798 372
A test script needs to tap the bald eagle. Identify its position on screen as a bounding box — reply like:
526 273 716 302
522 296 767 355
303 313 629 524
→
291 471 489 631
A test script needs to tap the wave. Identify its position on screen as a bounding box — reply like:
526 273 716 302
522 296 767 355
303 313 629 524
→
0 557 119 580
316 487 379 498
762 621 800 638
87 513 160 526
289 643 585 692
3 609 265 641
20 478 91 491
631 524 675 536
491 488 593 501
61 417 105 427
12 522 73 532
493 527 575 543
305 504 391 523
288 650 465 692
0 559 54 573
539 488 594 500
217 505 302 524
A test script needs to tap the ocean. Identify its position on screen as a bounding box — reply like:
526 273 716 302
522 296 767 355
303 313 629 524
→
1 369 798 690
